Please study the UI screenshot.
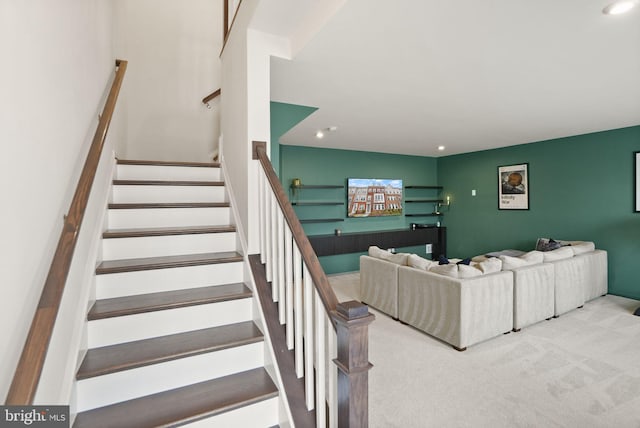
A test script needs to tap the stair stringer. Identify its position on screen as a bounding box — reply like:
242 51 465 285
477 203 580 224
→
221 161 294 428
35 150 118 408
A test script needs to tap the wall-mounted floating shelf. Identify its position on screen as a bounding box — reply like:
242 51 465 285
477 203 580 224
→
300 218 345 224
405 199 444 203
291 201 344 206
291 184 344 189
290 183 346 223
404 185 445 218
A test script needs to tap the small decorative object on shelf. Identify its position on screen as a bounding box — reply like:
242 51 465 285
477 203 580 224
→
335 228 342 236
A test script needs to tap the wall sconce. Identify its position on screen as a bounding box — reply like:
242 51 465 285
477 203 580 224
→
291 178 302 199
435 195 451 214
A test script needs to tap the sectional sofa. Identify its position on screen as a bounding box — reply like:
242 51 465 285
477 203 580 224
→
360 241 607 351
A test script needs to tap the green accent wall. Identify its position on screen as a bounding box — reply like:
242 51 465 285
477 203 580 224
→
270 102 318 176
438 125 640 300
280 145 439 273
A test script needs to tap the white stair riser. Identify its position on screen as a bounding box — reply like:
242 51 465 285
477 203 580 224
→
183 397 279 428
102 233 237 260
117 164 221 181
108 207 231 228
76 342 264 412
96 262 244 299
112 185 226 204
88 299 252 348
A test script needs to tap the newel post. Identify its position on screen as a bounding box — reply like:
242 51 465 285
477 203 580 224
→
331 301 375 428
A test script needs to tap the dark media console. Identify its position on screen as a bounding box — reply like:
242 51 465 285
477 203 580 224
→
308 227 446 259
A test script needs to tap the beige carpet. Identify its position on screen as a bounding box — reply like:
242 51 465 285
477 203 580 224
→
328 272 640 428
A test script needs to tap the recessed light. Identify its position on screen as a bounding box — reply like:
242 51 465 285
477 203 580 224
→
437 145 445 151
603 0 638 15
316 130 324 139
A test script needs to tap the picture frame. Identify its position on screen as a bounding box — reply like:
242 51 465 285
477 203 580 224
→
498 163 529 210
635 152 639 212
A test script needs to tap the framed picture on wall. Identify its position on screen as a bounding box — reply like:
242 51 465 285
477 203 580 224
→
634 152 640 213
498 163 529 210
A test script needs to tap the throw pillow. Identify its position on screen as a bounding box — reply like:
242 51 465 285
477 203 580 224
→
542 246 574 262
535 238 562 252
456 258 472 265
438 255 450 265
408 254 435 271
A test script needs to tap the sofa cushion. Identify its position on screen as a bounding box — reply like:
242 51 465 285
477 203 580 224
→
429 264 460 278
407 254 435 271
542 246 574 262
429 263 483 278
368 246 409 265
458 264 483 278
499 250 544 270
474 257 503 274
569 241 596 256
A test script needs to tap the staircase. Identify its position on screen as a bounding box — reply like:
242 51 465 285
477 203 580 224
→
73 159 281 427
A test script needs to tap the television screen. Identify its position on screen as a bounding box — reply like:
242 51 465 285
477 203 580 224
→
347 178 403 217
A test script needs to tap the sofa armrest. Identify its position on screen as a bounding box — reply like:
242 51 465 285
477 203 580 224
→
360 255 400 318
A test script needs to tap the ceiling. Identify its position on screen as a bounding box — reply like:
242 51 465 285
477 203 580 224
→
269 0 640 157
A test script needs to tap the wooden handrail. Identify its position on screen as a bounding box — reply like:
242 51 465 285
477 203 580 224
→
202 89 221 107
6 59 128 405
254 144 340 325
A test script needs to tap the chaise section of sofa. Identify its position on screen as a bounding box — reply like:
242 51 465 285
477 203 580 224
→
397 266 513 351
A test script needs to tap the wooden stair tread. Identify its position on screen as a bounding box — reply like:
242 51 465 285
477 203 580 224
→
73 367 277 428
88 283 252 320
77 321 262 380
108 202 229 209
103 225 236 239
117 159 220 168
96 251 243 274
113 179 224 186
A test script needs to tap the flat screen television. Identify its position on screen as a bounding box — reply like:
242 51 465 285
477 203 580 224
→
347 178 403 217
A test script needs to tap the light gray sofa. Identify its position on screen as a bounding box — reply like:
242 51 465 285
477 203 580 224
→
397 266 513 351
360 254 403 319
359 240 608 350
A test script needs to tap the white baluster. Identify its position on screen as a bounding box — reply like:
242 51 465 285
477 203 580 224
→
277 211 286 324
303 263 315 410
270 193 279 302
284 226 294 348
327 315 338 428
294 244 304 377
265 185 273 283
258 169 266 264
315 289 326 428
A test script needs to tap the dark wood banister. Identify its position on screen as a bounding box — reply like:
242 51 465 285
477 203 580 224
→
254 144 340 322
254 142 374 426
5 59 128 405
202 89 221 107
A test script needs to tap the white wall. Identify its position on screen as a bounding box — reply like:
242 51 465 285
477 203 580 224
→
0 0 114 401
113 0 222 162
